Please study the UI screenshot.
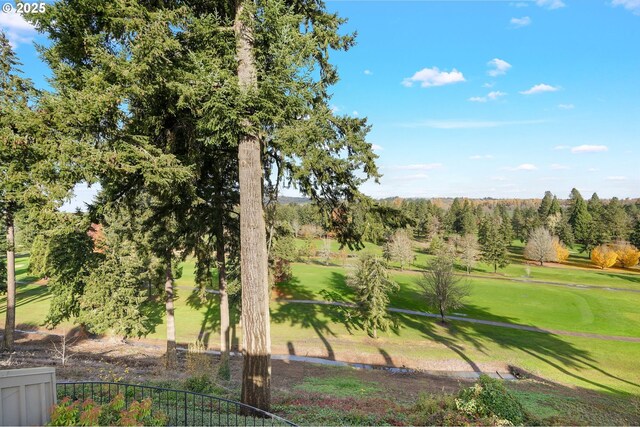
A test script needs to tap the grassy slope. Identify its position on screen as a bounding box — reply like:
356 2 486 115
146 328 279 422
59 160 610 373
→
3 246 640 395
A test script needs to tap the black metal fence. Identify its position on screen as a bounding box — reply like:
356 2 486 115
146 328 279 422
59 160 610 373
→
56 382 296 427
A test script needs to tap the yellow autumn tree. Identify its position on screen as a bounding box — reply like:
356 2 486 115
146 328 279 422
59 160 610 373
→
553 237 569 263
612 242 640 268
590 245 618 269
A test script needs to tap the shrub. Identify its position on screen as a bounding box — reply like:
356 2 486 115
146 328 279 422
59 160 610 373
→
49 394 167 426
590 245 618 269
184 374 216 394
611 242 640 268
455 375 527 425
553 237 569 263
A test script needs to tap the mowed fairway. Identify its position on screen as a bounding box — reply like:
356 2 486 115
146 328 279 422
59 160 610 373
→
2 246 640 395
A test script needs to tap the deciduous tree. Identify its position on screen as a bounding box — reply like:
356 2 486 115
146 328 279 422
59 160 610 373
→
611 242 640 268
524 227 556 266
553 237 570 263
458 234 479 274
419 249 470 323
383 229 414 270
590 245 618 269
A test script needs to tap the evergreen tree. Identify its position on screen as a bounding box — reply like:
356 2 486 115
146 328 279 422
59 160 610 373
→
444 198 463 234
348 254 398 339
568 189 594 252
478 215 509 273
606 197 630 241
631 220 640 249
1 32 71 350
511 207 525 242
496 203 513 245
554 211 575 248
587 193 609 246
34 0 380 409
521 207 541 243
549 196 562 216
538 191 554 220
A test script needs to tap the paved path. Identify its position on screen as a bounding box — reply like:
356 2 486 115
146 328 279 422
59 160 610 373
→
277 299 640 343
18 283 638 343
176 285 640 342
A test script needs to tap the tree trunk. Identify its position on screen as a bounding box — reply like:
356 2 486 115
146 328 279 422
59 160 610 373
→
236 0 271 412
373 325 377 339
440 305 446 324
165 257 177 369
216 219 230 380
3 212 16 352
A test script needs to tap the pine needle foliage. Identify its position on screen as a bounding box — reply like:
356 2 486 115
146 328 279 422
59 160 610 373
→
348 254 399 339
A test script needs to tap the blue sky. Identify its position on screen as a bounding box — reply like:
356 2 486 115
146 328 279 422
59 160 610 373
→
1 0 639 207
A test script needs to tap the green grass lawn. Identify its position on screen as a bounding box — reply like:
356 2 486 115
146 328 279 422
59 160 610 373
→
280 263 640 338
3 246 640 396
297 237 640 290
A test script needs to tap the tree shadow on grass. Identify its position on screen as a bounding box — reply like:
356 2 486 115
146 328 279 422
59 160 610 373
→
272 276 340 360
601 272 640 285
185 287 240 350
0 283 50 315
391 304 639 394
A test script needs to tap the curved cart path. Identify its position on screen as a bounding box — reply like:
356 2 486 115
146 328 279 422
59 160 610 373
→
176 286 639 343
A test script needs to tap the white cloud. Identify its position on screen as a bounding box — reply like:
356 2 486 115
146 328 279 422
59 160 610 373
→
550 163 570 170
558 103 575 110
371 144 383 151
511 2 530 7
470 154 494 160
520 83 560 95
468 91 506 103
0 11 36 48
554 145 570 150
612 0 640 15
393 163 443 171
571 145 608 153
606 176 628 181
364 69 373 75
588 168 599 172
483 82 495 88
352 110 359 116
402 67 465 88
504 163 538 171
330 105 340 113
536 0 566 9
510 16 532 28
400 119 545 129
487 58 512 77
488 91 507 100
